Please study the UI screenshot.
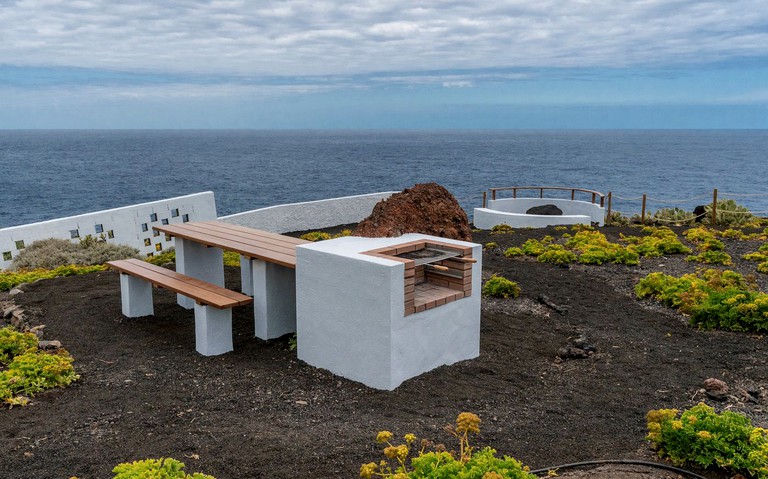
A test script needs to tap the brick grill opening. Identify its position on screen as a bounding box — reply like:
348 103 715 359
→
363 240 474 316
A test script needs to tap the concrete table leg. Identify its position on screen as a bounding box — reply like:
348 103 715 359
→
175 238 224 309
240 255 253 296
251 259 297 340
119 274 155 317
193 303 233 356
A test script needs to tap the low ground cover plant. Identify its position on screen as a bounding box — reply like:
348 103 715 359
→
635 269 768 332
647 403 768 478
0 326 78 406
536 244 577 265
360 412 535 479
145 249 241 268
110 458 215 479
743 244 768 275
482 275 521 298
650 207 696 225
490 224 513 235
299 229 353 241
0 264 106 292
11 236 139 270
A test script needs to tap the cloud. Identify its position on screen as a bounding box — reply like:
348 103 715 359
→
0 0 766 79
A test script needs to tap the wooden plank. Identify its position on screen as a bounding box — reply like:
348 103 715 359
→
170 223 299 256
196 221 310 246
153 223 303 269
152 225 299 268
107 259 252 309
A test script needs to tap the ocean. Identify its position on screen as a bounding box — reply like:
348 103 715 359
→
1 129 767 229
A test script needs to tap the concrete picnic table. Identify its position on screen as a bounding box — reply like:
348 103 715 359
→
152 220 309 340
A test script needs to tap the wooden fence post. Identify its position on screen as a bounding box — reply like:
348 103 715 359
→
482 191 487 209
711 188 718 226
606 192 612 220
641 194 647 225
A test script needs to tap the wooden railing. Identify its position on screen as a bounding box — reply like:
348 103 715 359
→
482 186 606 208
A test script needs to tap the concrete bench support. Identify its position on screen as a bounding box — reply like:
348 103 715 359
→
194 303 234 356
119 273 155 317
175 238 225 309
252 259 297 340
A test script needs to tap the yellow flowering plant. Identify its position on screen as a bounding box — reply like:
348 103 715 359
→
646 403 768 478
361 413 535 479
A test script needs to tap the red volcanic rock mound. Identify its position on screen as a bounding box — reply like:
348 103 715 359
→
355 183 472 241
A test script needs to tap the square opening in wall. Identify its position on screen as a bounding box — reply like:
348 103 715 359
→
141 223 148 232
155 243 163 252
150 213 158 222
147 252 154 258
15 240 25 250
107 230 114 239
95 224 104 234
2 251 11 261
182 214 189 223
70 229 80 239
153 229 160 237
144 238 151 247
161 218 169 225
171 208 179 218
165 234 172 241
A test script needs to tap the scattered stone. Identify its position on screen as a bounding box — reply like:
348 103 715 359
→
537 294 568 315
558 347 589 359
29 325 46 337
9 288 24 296
3 304 19 319
354 183 472 241
38 340 62 351
557 334 597 360
703 378 729 400
295 400 308 406
526 204 563 215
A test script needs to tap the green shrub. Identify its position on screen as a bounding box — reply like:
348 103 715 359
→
144 249 241 268
651 207 696 225
636 269 768 332
490 224 513 234
0 264 107 291
686 250 733 265
503 247 523 258
705 199 756 227
621 227 691 257
605 211 630 226
484 242 498 250
482 275 521 298
299 231 331 242
0 327 38 365
743 252 768 263
0 348 79 404
11 237 139 270
537 245 577 265
112 458 215 479
647 403 768 478
520 239 545 256
758 262 768 275
683 226 717 243
361 413 535 479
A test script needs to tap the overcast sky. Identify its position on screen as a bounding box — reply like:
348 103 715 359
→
1 0 767 129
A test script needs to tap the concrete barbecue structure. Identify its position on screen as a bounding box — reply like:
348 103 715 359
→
295 234 482 390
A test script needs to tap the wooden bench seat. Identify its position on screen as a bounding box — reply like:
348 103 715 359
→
107 259 253 356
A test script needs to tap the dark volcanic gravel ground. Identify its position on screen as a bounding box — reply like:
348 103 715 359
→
1 225 766 479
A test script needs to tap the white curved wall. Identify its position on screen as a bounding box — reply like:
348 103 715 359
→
473 198 604 229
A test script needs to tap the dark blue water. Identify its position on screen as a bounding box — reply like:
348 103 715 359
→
1 130 767 229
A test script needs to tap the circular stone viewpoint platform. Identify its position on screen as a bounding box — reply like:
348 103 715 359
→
473 186 606 229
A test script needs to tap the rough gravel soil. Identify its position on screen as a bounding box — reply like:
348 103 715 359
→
1 225 766 479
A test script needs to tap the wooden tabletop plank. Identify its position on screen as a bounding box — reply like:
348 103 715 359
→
171 223 299 256
197 221 310 245
152 221 310 267
107 259 253 308
152 223 300 268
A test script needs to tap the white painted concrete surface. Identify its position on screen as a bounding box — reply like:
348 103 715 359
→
0 192 217 270
473 197 605 229
296 234 481 390
193 303 234 356
219 192 397 233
